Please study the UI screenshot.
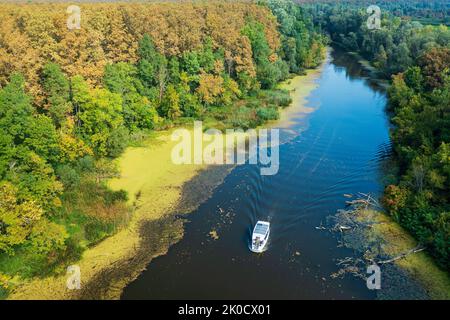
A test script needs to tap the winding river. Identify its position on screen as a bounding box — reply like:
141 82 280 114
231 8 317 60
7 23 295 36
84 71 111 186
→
121 48 391 299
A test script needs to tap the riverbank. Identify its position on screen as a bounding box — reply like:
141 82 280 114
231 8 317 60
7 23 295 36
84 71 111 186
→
276 68 323 129
334 204 450 299
8 61 325 299
332 42 390 89
359 209 450 300
325 47 450 299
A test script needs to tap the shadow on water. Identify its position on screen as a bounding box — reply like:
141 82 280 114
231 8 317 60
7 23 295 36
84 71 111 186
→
121 48 392 300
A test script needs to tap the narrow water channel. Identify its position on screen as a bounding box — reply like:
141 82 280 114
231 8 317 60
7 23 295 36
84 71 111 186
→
122 48 391 300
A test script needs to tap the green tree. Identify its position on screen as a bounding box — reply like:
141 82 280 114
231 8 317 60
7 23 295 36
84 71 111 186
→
72 76 125 157
242 20 281 89
24 114 60 164
0 74 63 209
41 63 71 128
389 43 413 74
404 66 424 92
374 45 388 71
0 74 33 142
103 62 158 131
137 34 168 102
160 84 181 120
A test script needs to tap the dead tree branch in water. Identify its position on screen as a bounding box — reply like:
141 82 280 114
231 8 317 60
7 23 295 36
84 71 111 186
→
331 256 366 279
328 193 428 282
329 193 410 279
376 245 426 265
345 193 380 209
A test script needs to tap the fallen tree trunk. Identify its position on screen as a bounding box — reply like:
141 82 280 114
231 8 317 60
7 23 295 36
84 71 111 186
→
376 245 426 265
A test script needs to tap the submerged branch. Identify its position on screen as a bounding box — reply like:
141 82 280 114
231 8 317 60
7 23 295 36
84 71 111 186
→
376 246 426 265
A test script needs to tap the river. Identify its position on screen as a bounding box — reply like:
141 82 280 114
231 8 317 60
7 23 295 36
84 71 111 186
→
121 48 391 299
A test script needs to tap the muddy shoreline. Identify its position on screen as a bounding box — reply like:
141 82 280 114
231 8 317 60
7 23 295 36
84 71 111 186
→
330 206 450 299
79 164 233 299
9 54 326 300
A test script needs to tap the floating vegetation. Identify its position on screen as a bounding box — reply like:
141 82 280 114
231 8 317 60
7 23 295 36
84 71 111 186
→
209 230 219 241
322 193 450 299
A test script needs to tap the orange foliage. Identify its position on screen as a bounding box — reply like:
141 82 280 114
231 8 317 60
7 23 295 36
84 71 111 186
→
0 2 280 103
197 73 225 104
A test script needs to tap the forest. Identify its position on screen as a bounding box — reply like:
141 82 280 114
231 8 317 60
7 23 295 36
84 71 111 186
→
0 0 448 298
299 0 450 25
304 1 450 269
0 1 326 296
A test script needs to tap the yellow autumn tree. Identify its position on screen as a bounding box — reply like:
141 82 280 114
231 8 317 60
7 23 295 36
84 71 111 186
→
197 73 225 105
0 182 43 254
0 2 280 103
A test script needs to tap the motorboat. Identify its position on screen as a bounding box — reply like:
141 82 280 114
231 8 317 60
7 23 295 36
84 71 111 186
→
250 221 270 253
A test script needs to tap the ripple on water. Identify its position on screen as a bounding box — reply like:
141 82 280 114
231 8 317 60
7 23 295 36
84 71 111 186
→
122 49 391 300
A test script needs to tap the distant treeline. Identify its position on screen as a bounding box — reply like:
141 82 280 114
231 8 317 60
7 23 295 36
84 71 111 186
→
297 0 449 25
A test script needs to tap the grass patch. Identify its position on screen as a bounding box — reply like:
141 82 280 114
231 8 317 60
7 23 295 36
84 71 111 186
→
56 170 131 249
221 89 290 130
257 106 279 121
256 89 292 108
0 247 49 279
187 88 292 131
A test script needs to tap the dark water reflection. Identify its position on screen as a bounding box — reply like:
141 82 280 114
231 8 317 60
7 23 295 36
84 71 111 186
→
122 48 391 300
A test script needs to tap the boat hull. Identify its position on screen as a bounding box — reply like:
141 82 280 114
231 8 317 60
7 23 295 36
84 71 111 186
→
250 225 270 253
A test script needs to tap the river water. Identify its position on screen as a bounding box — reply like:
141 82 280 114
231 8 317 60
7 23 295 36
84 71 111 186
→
122 48 392 299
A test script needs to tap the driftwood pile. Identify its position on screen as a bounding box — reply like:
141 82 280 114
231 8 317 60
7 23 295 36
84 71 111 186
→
330 193 381 236
318 193 425 280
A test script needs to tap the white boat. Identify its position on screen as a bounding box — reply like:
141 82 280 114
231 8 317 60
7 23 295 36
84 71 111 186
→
250 221 270 253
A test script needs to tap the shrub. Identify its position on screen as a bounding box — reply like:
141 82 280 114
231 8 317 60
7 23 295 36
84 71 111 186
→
76 156 95 173
257 107 279 121
84 219 111 243
266 90 292 107
106 127 130 158
104 189 128 205
56 165 80 188
229 107 261 129
245 100 261 110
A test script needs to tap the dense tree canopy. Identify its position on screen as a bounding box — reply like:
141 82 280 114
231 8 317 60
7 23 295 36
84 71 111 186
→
305 1 449 268
1 0 446 295
0 1 327 294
